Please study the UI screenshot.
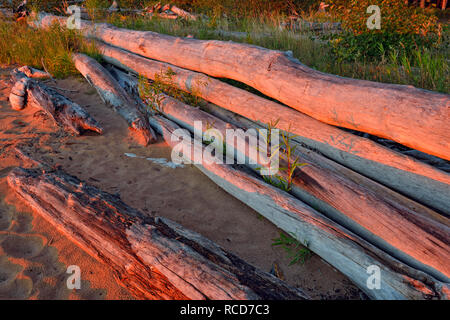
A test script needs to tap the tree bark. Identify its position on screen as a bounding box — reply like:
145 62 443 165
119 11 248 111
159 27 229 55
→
71 53 156 145
28 12 450 161
116 72 450 283
7 166 309 300
146 114 450 300
9 68 103 135
97 45 450 215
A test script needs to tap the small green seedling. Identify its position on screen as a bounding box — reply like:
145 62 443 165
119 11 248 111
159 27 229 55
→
272 232 312 266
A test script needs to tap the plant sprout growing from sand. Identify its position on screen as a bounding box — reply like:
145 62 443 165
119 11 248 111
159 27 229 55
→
272 232 312 266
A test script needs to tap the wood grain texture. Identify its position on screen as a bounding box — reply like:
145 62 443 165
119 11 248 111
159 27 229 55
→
147 114 450 300
119 76 450 283
97 43 450 215
9 68 103 135
7 166 308 300
28 12 450 160
71 53 156 145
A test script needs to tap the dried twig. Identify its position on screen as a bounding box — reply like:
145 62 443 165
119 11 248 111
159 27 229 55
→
41 58 56 83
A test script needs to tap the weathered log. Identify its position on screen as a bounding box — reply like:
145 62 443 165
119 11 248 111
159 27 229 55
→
16 65 51 79
170 5 197 21
147 114 450 300
28 12 450 160
7 166 309 300
200 101 450 224
9 68 103 135
97 45 450 215
117 73 450 283
71 53 156 145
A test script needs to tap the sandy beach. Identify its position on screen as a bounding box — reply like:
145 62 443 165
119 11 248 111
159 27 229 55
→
0 65 363 300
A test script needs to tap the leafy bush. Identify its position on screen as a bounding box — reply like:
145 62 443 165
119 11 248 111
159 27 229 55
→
329 31 439 62
327 0 440 36
325 0 442 62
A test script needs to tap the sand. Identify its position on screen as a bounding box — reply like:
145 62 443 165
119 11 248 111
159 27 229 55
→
0 65 363 300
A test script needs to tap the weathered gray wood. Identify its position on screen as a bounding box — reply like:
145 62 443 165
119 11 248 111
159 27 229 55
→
7 166 308 300
147 114 450 300
97 43 450 215
120 74 450 283
200 101 450 223
71 53 156 145
28 12 450 160
9 68 103 135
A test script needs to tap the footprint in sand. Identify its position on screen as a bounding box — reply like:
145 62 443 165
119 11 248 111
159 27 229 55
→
10 211 33 233
0 198 113 300
0 256 22 291
1 234 46 260
0 256 33 299
0 207 12 231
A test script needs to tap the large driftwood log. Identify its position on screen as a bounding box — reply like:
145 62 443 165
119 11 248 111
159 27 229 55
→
7 166 308 300
113 72 449 283
200 101 450 223
71 53 156 145
9 68 103 135
147 114 450 300
29 12 450 160
97 45 450 215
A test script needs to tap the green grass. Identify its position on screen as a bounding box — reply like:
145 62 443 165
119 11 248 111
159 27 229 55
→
272 232 312 266
0 20 100 78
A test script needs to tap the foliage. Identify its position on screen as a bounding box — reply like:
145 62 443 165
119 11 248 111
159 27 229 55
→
0 20 100 78
327 0 440 36
138 67 209 113
140 0 323 19
324 0 445 73
259 121 308 192
278 130 308 192
272 232 312 266
85 0 110 21
328 31 440 62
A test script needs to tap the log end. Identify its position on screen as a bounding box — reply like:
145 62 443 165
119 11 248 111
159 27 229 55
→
9 77 29 110
129 118 158 146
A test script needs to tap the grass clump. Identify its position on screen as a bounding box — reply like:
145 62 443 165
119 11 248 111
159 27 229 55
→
0 20 100 78
272 232 312 266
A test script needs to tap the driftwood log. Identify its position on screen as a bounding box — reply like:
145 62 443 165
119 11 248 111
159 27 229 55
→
109 70 450 283
169 5 197 21
28 12 450 160
7 166 308 300
71 53 156 145
146 114 450 300
96 44 450 214
200 101 450 221
9 68 103 135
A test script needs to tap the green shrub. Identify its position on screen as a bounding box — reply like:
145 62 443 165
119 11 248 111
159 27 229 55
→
329 31 439 62
327 0 440 36
325 1 443 63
